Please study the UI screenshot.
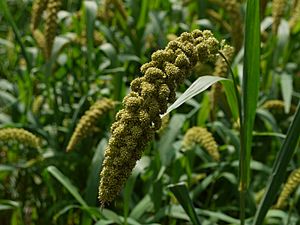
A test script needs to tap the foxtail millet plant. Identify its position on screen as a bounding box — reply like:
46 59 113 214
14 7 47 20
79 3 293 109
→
0 128 40 149
182 127 220 161
272 0 287 34
44 0 61 59
30 0 49 31
274 168 300 209
66 98 115 152
99 29 223 205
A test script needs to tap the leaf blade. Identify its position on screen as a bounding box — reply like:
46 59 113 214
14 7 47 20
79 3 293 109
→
164 76 226 115
168 183 202 225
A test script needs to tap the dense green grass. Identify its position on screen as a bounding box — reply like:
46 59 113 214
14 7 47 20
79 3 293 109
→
0 0 300 224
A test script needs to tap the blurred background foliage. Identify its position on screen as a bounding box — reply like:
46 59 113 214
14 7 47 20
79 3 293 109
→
0 0 299 224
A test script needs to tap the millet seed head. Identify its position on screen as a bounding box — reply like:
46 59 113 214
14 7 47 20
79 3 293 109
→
274 168 300 209
44 0 62 59
0 128 41 149
31 0 49 31
182 127 220 161
98 29 223 206
66 98 115 152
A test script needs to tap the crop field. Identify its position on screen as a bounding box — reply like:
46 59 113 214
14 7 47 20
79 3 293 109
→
0 0 300 224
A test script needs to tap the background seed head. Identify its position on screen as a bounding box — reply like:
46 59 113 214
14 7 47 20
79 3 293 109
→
0 128 41 149
275 168 300 209
31 0 49 31
66 98 115 152
44 0 62 59
182 127 220 162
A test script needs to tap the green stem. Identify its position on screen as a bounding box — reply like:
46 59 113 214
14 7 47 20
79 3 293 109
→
218 50 242 121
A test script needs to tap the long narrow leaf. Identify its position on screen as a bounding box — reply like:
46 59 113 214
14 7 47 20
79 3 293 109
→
46 166 88 207
83 1 97 74
164 76 226 115
241 0 261 188
240 0 260 223
168 183 202 225
84 139 107 206
253 104 300 225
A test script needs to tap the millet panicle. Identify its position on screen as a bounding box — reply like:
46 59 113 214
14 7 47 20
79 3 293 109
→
182 126 220 161
274 168 300 209
99 29 222 205
31 0 49 30
44 0 62 59
66 98 115 152
0 128 40 149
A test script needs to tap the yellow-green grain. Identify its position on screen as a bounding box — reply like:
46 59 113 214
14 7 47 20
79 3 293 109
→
31 0 49 30
182 127 220 161
66 98 115 152
274 168 300 209
44 0 62 59
0 128 40 149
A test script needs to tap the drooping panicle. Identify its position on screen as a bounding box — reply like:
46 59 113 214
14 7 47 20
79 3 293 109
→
44 0 62 59
274 168 300 209
0 128 41 149
99 30 222 205
31 0 49 30
66 98 115 152
182 127 220 161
